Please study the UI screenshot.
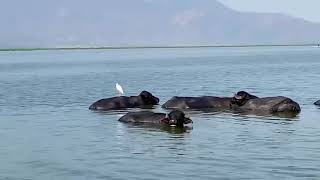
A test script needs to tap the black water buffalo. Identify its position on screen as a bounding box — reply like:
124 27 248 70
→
314 100 320 106
231 91 301 114
118 110 193 128
161 91 257 110
89 91 159 111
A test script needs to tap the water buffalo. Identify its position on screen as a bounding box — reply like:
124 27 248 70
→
118 110 193 128
314 100 320 106
89 91 159 111
231 91 301 114
162 91 257 110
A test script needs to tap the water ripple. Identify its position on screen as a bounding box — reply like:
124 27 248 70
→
1 47 320 179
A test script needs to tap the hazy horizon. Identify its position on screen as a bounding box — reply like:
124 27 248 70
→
1 0 320 48
220 0 320 23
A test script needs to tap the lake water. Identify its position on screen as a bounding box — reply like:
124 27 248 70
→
0 47 320 179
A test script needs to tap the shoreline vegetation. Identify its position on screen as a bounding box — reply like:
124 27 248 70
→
0 44 319 52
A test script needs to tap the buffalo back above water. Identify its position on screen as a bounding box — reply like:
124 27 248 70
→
234 96 301 113
89 91 159 111
161 96 232 110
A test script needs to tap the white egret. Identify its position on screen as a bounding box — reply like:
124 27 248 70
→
116 83 124 96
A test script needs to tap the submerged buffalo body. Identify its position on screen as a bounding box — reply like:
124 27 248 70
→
162 91 258 110
162 96 233 110
232 95 301 113
89 91 159 111
314 100 320 106
118 110 193 128
162 91 300 115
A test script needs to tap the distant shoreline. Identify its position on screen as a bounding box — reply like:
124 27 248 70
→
0 44 319 52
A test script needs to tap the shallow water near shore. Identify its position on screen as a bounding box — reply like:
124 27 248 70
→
0 46 320 179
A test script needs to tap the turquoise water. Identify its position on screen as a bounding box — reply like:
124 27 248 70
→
0 47 320 179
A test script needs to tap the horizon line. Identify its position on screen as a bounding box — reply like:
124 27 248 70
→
0 43 319 52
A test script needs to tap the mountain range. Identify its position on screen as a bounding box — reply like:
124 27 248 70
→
1 0 320 48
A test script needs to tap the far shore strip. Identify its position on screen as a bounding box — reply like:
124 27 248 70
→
0 43 319 52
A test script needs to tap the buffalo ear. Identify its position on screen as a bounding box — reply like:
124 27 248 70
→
139 91 151 99
140 94 146 99
234 93 245 100
230 97 237 105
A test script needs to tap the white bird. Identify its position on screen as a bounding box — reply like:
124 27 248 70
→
116 83 124 96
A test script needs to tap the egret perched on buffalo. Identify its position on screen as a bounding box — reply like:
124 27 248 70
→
116 83 124 96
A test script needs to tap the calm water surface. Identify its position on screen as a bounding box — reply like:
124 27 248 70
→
0 47 320 179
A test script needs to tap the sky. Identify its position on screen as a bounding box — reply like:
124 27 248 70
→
219 0 320 22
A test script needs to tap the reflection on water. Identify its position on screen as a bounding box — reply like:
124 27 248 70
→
231 110 300 119
1 47 320 179
164 108 300 120
121 123 193 134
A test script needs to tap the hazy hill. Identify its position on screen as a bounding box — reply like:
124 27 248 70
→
1 0 320 48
